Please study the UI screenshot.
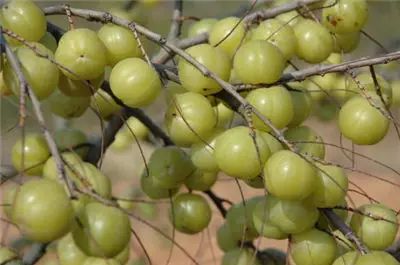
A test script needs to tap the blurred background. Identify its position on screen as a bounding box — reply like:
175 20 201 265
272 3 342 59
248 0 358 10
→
1 0 400 264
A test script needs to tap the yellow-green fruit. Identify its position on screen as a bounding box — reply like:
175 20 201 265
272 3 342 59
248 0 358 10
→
98 24 142 66
209 17 246 57
333 32 361 53
58 72 104 97
121 117 149 140
251 18 297 60
187 18 218 37
350 204 398 250
2 181 18 219
57 233 87 265
55 28 107 80
246 86 294 132
72 202 131 258
12 179 74 242
109 58 161 108
216 223 238 252
0 247 18 264
83 257 121 265
91 89 122 120
252 199 288 239
391 80 400 107
11 133 50 176
284 125 325 159
214 102 234 128
46 90 90 119
0 70 13 96
290 229 338 265
55 128 88 158
288 90 312 127
190 129 222 172
178 44 231 95
3 42 59 100
222 248 261 265
39 32 58 53
1 0 46 45
332 251 359 265
184 169 218 191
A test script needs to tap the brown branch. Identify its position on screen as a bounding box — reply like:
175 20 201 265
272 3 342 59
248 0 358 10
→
236 50 400 90
320 209 368 254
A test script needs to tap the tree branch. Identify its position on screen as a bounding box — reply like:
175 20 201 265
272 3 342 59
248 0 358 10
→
167 0 183 40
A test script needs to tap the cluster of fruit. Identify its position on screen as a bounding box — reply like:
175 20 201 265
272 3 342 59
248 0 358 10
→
1 0 400 264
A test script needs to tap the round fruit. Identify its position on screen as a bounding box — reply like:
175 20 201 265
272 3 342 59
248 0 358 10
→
214 126 271 179
284 125 325 159
90 89 121 120
42 152 83 181
246 86 294 131
352 251 399 265
332 251 359 265
226 197 263 241
290 228 338 265
72 202 131 257
209 17 246 57
214 102 234 128
57 233 87 265
55 28 107 80
98 24 142 66
1 0 46 44
266 195 319 234
338 96 389 145
83 258 120 265
11 133 50 176
170 193 211 234
276 10 304 26
392 80 400 107
3 42 59 100
165 92 217 146
264 150 317 200
350 204 398 250
258 131 283 154
222 248 261 265
109 58 161 107
114 243 130 265
2 181 18 219
333 31 361 53
190 130 222 172
233 41 286 84
310 164 348 208
55 128 88 158
58 72 104 97
187 18 218 37
140 172 179 200
178 44 230 95
251 18 297 60
216 223 238 252
184 169 218 191
252 198 288 240
288 89 312 127
322 0 368 34
294 19 333 63
0 247 17 264
12 179 74 242
47 89 90 119
121 117 149 141
146 146 194 189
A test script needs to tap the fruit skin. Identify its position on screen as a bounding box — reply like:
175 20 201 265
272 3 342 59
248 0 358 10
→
283 125 325 159
350 251 400 265
39 32 58 53
190 130 222 172
1 0 46 44
98 24 142 66
350 204 398 250
58 72 104 97
209 17 246 57
165 92 217 147
216 223 238 252
140 173 179 200
90 89 121 120
11 133 50 176
46 89 90 119
184 169 218 191
288 90 312 127
290 228 338 265
333 31 361 53
55 128 88 158
178 44 231 95
109 58 161 108
12 179 74 242
294 19 333 63
310 164 348 208
57 233 87 265
170 193 211 234
146 146 194 189
332 251 359 265
0 70 13 96
251 18 297 60
264 150 317 201
72 202 131 258
55 28 107 80
3 42 59 100
338 96 389 145
233 41 286 84
187 18 217 37
246 86 294 132
83 257 121 265
322 0 368 34
214 126 271 180
222 248 261 265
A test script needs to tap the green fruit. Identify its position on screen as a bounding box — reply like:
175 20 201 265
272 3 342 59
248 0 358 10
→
12 179 74 242
258 131 283 154
333 31 361 53
288 90 312 127
55 28 107 80
47 90 90 119
58 72 104 97
140 172 179 200
90 89 122 120
353 251 399 265
72 202 131 258
222 248 261 265
0 247 18 264
214 126 271 180
216 223 238 252
184 169 218 191
11 133 50 176
39 32 58 53
55 128 88 158
284 125 325 159
83 257 121 265
332 251 359 265
170 193 211 234
109 58 161 108
190 130 222 172
187 18 218 37
57 233 87 265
